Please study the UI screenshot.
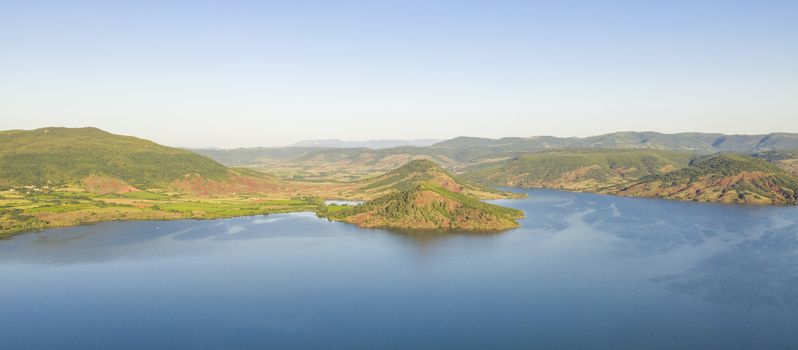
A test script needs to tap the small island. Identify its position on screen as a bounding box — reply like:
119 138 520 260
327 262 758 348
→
320 160 524 230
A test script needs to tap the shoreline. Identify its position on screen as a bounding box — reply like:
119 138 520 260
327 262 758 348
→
6 186 797 240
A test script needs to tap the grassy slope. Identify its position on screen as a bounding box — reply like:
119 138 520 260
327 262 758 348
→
609 153 798 204
462 149 693 191
0 127 229 187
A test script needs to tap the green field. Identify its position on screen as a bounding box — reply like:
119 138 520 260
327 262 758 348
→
158 199 315 217
0 188 321 238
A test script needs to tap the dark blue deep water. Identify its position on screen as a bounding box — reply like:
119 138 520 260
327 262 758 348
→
2 189 798 349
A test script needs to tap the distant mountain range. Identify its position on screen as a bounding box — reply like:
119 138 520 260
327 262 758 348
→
431 132 798 154
291 139 441 149
285 132 798 152
194 132 798 171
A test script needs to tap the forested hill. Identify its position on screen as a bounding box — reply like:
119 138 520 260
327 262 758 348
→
0 127 229 187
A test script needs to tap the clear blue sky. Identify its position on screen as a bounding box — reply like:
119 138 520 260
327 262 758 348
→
1 0 796 147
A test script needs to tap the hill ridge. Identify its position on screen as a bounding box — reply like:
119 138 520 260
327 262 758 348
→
0 127 229 188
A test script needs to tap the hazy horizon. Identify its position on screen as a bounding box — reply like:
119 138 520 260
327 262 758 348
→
2 0 796 148
7 125 798 150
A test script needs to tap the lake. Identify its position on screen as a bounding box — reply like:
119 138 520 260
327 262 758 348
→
1 189 797 349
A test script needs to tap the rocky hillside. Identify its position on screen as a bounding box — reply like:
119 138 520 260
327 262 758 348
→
608 154 798 204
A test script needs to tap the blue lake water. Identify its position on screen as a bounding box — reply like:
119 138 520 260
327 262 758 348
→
1 189 798 349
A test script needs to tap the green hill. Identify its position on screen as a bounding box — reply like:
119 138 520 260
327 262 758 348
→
346 159 520 200
0 127 229 188
324 160 524 230
462 149 693 191
609 153 798 204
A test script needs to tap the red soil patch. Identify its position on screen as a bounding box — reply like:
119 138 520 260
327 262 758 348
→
82 175 138 194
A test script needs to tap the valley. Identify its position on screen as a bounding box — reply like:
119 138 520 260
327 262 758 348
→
3 127 798 237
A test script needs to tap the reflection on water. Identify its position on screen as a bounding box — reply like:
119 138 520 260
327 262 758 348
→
1 189 797 349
